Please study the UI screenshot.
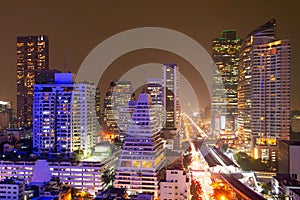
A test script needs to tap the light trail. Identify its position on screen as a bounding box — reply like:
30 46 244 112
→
182 113 209 138
184 113 214 199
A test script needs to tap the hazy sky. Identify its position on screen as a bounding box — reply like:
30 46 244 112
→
0 1 299 111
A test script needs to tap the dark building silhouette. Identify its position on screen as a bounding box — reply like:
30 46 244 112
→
17 35 49 128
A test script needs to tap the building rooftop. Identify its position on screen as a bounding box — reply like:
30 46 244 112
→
280 140 300 146
273 174 300 187
247 19 276 37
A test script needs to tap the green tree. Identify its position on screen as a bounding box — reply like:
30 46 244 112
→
101 170 115 189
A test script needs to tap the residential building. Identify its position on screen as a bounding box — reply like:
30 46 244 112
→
160 169 189 200
17 35 49 128
0 178 24 200
238 19 290 160
33 73 96 158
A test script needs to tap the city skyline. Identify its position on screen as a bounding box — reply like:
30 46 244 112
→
0 2 299 199
0 1 299 110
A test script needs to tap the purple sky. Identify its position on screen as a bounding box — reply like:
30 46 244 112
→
0 1 299 110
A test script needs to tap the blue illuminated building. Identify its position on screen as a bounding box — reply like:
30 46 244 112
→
33 73 96 158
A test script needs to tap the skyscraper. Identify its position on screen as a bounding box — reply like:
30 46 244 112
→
118 100 136 142
114 93 165 197
212 30 242 136
33 73 96 158
103 81 133 136
147 78 164 106
238 19 290 161
17 35 49 128
163 64 180 129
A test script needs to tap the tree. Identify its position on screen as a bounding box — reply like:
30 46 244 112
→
101 170 115 189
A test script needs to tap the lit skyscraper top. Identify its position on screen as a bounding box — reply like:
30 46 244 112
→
238 19 290 161
211 30 242 136
163 64 180 129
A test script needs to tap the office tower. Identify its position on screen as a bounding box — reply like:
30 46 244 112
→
163 64 180 129
147 78 164 106
17 35 49 128
103 81 133 135
114 93 165 197
238 19 290 160
33 73 96 158
211 30 241 136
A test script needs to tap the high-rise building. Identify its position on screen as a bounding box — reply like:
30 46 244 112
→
33 73 96 158
163 64 180 129
147 78 164 106
238 19 290 160
114 93 165 197
17 35 49 128
118 100 136 142
211 30 241 136
103 81 133 135
95 87 101 124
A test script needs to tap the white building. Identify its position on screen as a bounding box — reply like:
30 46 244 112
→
114 93 165 198
0 150 119 196
238 19 290 160
33 73 96 158
147 78 164 106
160 169 189 200
0 178 24 200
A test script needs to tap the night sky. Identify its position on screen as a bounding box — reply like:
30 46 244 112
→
0 1 299 110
